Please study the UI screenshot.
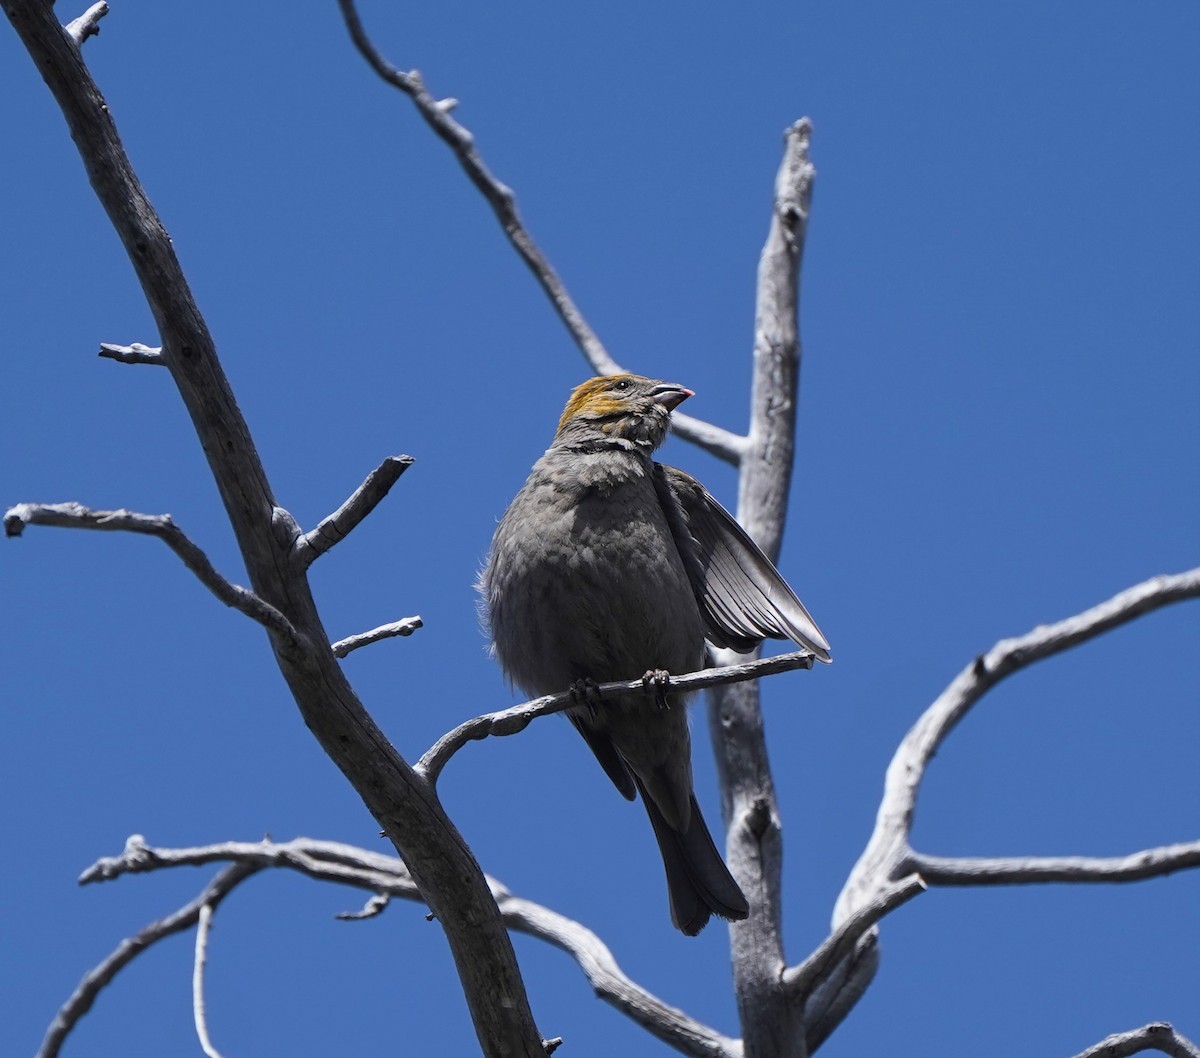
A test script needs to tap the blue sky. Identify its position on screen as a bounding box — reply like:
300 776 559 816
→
2 2 1197 1056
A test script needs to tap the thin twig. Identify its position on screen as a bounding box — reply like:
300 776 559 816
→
80 835 419 897
331 617 424 658
193 904 226 1058
4 502 298 643
336 0 610 373
296 455 413 566
334 0 744 464
1069 1022 1199 1058
36 863 259 1058
98 341 164 365
417 650 817 783
64 1 107 46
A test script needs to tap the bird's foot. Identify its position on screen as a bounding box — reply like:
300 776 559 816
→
569 677 602 717
642 669 672 709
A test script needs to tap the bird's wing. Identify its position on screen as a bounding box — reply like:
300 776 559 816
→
654 463 832 662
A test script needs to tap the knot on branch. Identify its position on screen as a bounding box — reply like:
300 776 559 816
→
81 833 155 883
746 797 774 839
272 506 301 546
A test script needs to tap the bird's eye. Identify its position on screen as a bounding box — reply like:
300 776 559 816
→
613 378 631 391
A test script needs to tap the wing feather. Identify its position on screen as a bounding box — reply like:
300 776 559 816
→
655 463 832 662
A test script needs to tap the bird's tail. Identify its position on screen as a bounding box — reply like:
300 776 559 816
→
635 776 750 935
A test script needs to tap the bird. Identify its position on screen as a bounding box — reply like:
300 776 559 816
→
479 373 831 935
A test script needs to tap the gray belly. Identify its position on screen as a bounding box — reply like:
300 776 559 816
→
487 479 705 697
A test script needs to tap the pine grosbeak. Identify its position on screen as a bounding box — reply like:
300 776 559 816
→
480 373 830 934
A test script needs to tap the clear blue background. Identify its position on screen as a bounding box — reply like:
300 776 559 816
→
2 2 1197 1055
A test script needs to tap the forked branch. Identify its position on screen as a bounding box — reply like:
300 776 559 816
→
837 566 1200 928
3 3 545 1051
37 862 259 1058
786 568 1200 1028
64 836 736 1058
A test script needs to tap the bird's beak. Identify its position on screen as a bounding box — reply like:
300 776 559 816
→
652 384 694 412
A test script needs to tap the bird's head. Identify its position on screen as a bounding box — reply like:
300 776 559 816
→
555 373 693 450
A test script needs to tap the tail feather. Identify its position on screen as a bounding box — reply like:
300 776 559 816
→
636 777 749 935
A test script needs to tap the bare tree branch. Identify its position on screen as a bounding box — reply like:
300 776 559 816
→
838 567 1200 927
64 2 107 46
793 569 1200 1041
99 340 163 364
335 0 610 371
802 935 878 1054
3 5 545 1051
37 863 259 1058
80 835 420 895
418 650 817 784
738 118 815 554
333 0 744 465
78 836 736 1058
12 4 1190 1055
331 616 423 658
494 890 739 1058
296 455 413 566
783 876 924 999
1069 1023 1199 1058
907 842 1200 886
3 502 298 641
705 118 817 1058
192 903 226 1058
672 413 750 466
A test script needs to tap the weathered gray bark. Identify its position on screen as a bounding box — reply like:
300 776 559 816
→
2 4 544 1055
707 120 816 1058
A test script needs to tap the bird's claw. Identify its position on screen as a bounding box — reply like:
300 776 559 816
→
569 677 602 717
642 669 672 709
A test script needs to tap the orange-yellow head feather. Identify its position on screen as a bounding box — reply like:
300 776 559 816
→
555 374 692 448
